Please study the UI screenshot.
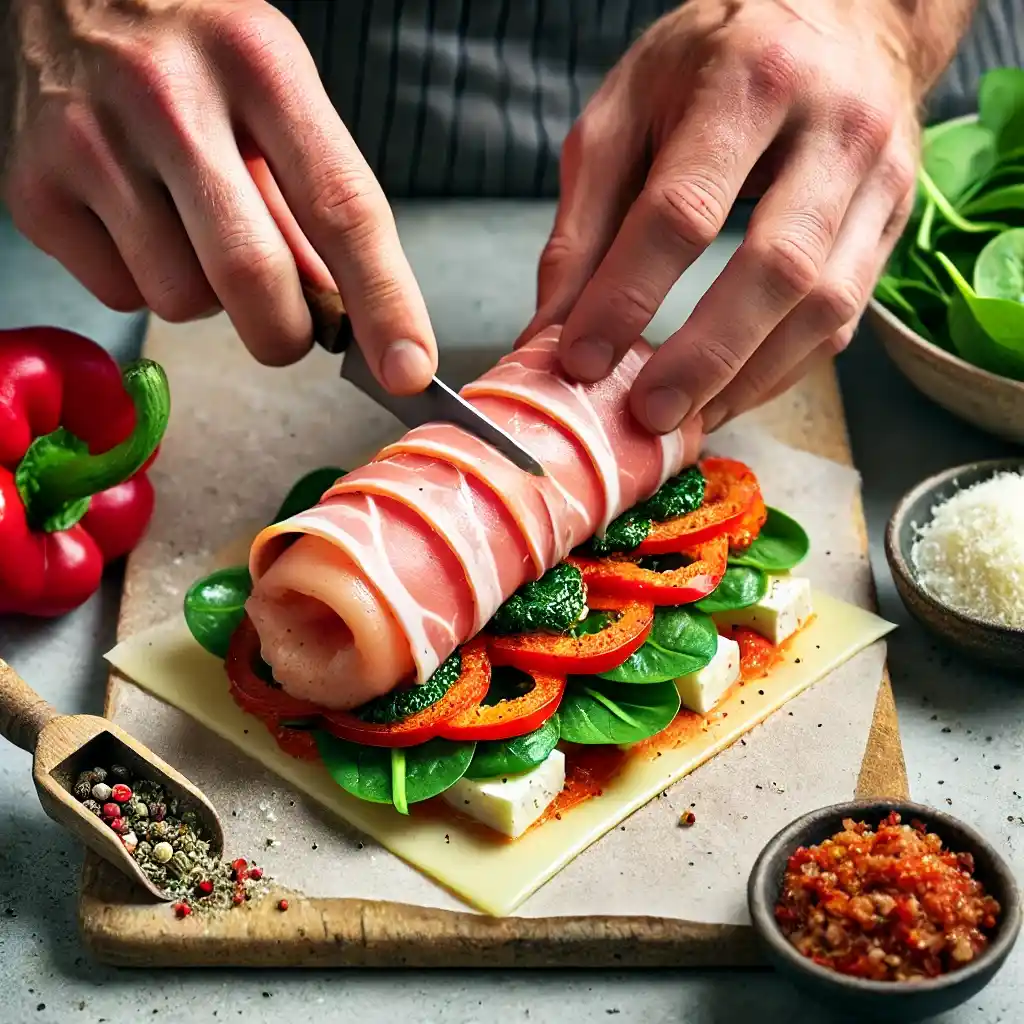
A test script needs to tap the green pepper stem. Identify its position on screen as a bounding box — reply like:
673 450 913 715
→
22 359 171 525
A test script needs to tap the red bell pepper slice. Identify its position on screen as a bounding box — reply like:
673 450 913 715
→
487 594 654 676
437 667 565 741
569 535 728 605
726 490 769 551
635 458 761 555
0 328 170 617
320 638 492 748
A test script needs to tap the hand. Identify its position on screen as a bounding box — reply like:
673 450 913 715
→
0 0 436 393
523 0 922 433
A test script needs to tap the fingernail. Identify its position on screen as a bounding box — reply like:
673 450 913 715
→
381 339 433 394
643 386 690 434
564 336 614 381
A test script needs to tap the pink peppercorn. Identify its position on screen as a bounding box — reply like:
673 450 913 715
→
248 867 264 881
277 899 289 912
109 817 126 833
111 784 132 804
173 902 192 919
102 802 121 820
196 880 215 896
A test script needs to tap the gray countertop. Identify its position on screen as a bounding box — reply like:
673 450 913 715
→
1 203 1021 1024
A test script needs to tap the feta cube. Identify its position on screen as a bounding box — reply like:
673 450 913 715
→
712 575 813 645
441 749 566 838
674 634 741 715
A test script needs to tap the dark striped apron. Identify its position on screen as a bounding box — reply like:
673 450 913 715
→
271 0 1024 198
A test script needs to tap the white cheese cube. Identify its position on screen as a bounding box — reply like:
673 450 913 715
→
674 635 741 715
441 749 566 839
712 575 813 645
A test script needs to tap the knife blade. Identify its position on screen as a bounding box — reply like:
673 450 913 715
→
306 289 545 477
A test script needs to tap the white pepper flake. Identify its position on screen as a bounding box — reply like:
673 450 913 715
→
91 783 112 802
152 842 174 864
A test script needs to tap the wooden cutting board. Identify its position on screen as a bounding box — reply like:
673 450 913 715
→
77 312 907 968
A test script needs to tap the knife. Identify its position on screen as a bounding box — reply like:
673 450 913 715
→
305 287 545 477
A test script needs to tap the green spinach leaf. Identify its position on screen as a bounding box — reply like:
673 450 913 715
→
979 67 1024 155
961 184 1024 220
598 606 717 683
922 120 999 204
694 565 768 613
585 510 652 555
316 734 475 810
973 228 1024 303
938 252 1024 379
571 610 615 637
559 679 680 745
183 566 253 658
490 563 586 635
273 466 346 523
464 716 561 779
729 508 810 571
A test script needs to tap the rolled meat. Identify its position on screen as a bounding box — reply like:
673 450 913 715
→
247 327 695 709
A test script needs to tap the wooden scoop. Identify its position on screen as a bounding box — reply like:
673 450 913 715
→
0 657 224 901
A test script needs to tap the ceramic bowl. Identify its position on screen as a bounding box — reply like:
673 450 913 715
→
748 800 1021 1022
885 459 1024 671
865 299 1024 446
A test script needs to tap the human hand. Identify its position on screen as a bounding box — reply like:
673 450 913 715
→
0 0 435 393
523 0 923 433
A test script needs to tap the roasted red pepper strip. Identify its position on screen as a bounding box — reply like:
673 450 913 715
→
320 638 492 748
437 668 565 741
487 594 654 676
635 458 761 555
0 328 169 616
569 536 728 605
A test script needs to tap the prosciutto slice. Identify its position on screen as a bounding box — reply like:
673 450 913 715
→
247 327 693 708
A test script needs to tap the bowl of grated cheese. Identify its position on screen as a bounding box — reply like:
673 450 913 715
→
886 460 1024 671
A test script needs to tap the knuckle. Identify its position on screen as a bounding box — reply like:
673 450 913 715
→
645 177 726 252
745 42 802 108
308 165 385 241
826 325 856 356
750 234 822 302
810 278 864 329
58 105 106 167
214 234 295 297
603 277 662 327
537 233 578 282
837 97 893 162
696 338 746 384
877 151 917 200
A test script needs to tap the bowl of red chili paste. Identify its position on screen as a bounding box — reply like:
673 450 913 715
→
748 801 1020 1022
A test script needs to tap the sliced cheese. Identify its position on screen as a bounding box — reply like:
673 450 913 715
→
712 575 813 645
442 751 566 839
675 635 740 715
105 589 891 917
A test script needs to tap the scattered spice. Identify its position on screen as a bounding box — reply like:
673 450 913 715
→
70 763 271 916
679 811 696 827
775 811 1000 981
277 899 290 912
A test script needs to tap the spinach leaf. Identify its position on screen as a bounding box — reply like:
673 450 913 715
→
961 184 1024 220
729 508 810 571
183 566 253 658
316 734 475 810
974 228 1024 303
938 252 1024 380
694 565 768 614
919 167 1008 238
571 610 615 637
273 466 346 523
585 510 652 555
979 67 1024 155
598 606 717 683
922 120 999 204
355 651 461 724
464 716 560 779
559 679 680 745
637 466 706 521
489 563 586 635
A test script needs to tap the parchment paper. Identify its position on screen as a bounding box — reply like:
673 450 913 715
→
108 424 889 924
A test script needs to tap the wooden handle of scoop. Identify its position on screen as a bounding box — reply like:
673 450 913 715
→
0 658 60 754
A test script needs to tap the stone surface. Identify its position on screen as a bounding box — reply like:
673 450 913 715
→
2 204 1022 1023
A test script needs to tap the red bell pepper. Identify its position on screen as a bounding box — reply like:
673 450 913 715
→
569 535 728 605
321 638 492 748
0 328 170 616
437 666 565 741
487 594 654 676
635 458 761 555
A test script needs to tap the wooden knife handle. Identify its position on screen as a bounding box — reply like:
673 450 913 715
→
0 658 59 754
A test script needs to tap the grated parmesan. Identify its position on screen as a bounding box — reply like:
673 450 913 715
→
910 472 1024 628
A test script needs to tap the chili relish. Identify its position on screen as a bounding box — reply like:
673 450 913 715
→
774 812 1000 982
